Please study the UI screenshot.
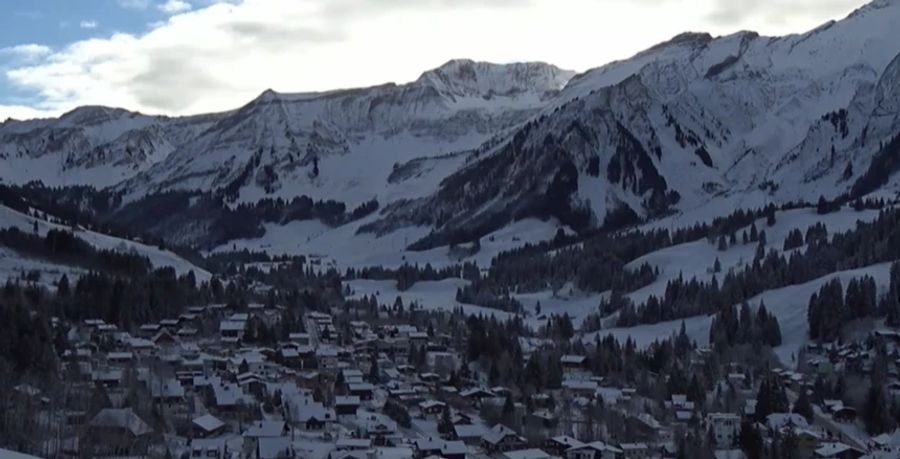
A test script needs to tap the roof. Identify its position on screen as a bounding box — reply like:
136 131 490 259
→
89 408 153 436
502 449 551 459
192 414 225 433
815 442 861 457
549 436 584 449
257 437 292 459
245 420 287 438
454 424 488 438
560 355 586 364
765 413 810 430
482 424 521 445
567 441 622 454
336 438 373 449
336 396 361 406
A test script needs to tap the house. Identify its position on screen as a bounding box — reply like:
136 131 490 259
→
481 424 526 453
419 399 447 417
358 413 399 444
814 442 864 459
288 333 312 346
706 413 740 447
619 443 650 459
453 424 489 444
258 437 295 459
348 382 375 401
336 438 373 451
220 320 246 344
566 441 624 459
85 408 153 457
191 437 231 458
150 378 186 404
460 388 495 406
414 438 467 459
501 449 552 459
287 398 335 431
336 396 361 417
560 355 587 373
192 413 226 438
244 421 290 458
765 413 810 431
543 436 584 457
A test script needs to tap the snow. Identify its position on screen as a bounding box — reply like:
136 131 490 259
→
585 206 895 367
212 216 569 272
630 207 883 304
0 204 211 283
344 278 513 320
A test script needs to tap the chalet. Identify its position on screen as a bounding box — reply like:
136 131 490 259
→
560 355 587 371
358 413 399 444
150 378 186 404
211 383 250 411
288 398 335 431
107 352 134 365
191 437 230 458
832 405 858 423
619 443 650 459
481 424 526 453
335 438 372 451
348 382 375 400
244 420 290 456
460 388 495 406
335 396 361 417
706 413 740 447
220 320 246 344
419 399 447 417
316 347 340 371
565 441 624 459
257 437 295 459
92 369 123 388
544 437 584 457
453 424 488 444
192 413 226 438
85 408 153 457
501 449 552 459
414 438 467 459
814 442 864 459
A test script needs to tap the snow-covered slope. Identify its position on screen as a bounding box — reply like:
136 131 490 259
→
0 204 211 284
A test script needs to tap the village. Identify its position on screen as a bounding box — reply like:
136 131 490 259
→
5 295 900 459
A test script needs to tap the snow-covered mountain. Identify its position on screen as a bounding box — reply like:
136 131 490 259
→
369 0 900 247
3 0 900 255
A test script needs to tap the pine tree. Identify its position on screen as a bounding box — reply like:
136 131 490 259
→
792 389 813 422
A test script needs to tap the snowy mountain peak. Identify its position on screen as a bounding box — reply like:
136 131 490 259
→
416 59 575 98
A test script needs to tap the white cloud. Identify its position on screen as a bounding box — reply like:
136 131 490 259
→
159 0 193 14
80 20 98 29
2 44 51 58
2 0 868 119
0 104 61 122
118 0 152 10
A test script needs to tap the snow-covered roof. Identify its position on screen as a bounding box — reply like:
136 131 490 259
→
501 449 551 459
244 420 286 438
257 437 292 459
482 424 521 445
89 408 153 436
192 413 225 433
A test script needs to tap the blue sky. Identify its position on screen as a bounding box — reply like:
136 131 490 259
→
0 0 867 120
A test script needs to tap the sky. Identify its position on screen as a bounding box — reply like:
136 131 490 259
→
0 0 871 121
